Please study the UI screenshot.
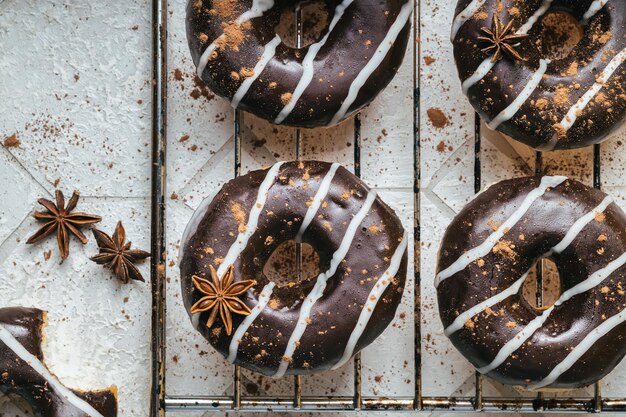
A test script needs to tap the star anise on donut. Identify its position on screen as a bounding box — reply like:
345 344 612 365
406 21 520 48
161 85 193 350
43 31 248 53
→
26 190 102 262
191 264 256 336
90 221 151 283
478 15 529 62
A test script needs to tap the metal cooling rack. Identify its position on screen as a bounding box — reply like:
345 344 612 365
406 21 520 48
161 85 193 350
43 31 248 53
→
148 0 626 413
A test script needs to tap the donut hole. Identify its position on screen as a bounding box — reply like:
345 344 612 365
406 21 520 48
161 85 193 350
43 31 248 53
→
275 1 331 49
537 11 584 61
263 239 321 288
522 258 561 312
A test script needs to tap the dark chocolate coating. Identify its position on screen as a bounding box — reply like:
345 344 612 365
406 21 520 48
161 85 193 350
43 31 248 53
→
436 177 626 389
186 0 412 128
180 161 407 376
452 0 626 150
0 307 117 417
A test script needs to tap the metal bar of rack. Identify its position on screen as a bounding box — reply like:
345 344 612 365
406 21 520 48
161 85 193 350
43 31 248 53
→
150 0 626 413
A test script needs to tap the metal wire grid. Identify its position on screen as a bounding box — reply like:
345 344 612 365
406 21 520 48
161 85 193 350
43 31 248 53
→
148 0 626 413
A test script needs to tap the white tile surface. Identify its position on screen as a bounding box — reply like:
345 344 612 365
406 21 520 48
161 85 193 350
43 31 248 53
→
2 0 626 415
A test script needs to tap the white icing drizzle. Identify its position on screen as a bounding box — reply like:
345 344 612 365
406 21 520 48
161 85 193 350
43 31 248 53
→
461 0 553 95
445 270 530 337
273 190 378 377
329 1 414 125
195 0 276 78
227 282 276 363
518 0 554 34
445 195 613 335
551 196 613 254
217 162 285 278
557 47 626 133
582 0 609 24
529 305 626 389
450 0 486 42
434 176 567 288
332 232 408 370
539 46 626 150
462 58 497 95
295 163 341 242
479 250 626 374
274 0 355 124
487 59 550 130
231 35 282 108
0 324 105 417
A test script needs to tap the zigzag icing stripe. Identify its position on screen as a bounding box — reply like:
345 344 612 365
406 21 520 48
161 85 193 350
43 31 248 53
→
273 190 378 377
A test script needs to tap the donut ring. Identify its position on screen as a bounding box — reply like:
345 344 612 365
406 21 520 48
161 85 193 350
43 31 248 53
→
186 0 413 127
0 307 117 417
452 0 626 150
180 161 408 376
436 176 626 389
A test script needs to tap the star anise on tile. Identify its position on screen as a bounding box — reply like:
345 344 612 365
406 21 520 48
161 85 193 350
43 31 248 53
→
478 15 529 63
191 264 256 336
90 221 150 283
26 190 102 262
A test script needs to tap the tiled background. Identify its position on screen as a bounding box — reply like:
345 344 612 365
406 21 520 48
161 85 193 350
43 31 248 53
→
1 0 626 416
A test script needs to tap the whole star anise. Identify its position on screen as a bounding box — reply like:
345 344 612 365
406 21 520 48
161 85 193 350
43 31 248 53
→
26 190 102 262
191 264 256 336
90 221 150 283
478 15 528 63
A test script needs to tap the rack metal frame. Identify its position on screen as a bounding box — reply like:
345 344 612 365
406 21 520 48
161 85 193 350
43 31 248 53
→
148 0 625 413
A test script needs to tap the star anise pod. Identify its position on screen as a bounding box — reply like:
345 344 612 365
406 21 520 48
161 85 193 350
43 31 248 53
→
191 264 256 336
90 221 150 283
478 15 529 63
26 190 102 262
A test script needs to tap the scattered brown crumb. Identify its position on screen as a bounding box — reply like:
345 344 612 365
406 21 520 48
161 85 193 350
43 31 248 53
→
436 141 446 153
427 108 448 128
505 321 517 328
492 240 515 259
43 250 51 261
281 92 293 105
535 98 548 110
600 286 610 294
239 67 254 78
179 134 190 143
368 224 381 234
3 134 20 148
553 86 570 106
424 56 435 65
476 258 485 268
230 202 247 233
595 212 606 222
173 68 183 81
598 234 608 242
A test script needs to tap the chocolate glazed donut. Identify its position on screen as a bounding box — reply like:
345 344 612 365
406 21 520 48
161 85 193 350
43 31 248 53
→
180 161 408 376
0 307 117 417
436 176 626 389
186 0 412 128
452 0 626 150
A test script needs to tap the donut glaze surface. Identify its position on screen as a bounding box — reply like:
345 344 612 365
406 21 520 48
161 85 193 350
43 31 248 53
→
436 176 626 389
0 307 117 417
180 161 408 376
452 0 626 150
186 0 412 127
